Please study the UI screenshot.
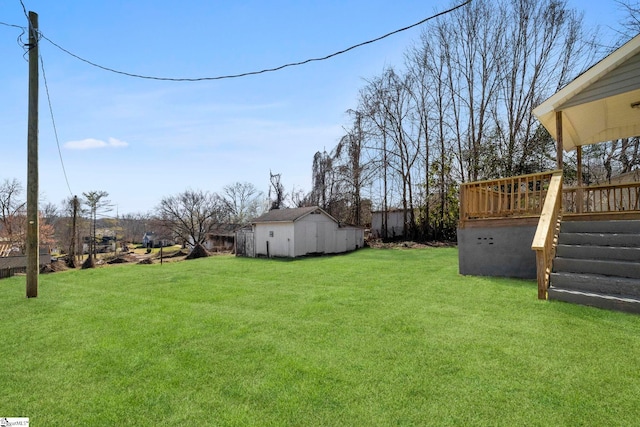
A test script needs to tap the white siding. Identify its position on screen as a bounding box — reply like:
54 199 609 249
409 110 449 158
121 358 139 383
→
293 213 337 256
335 228 347 253
254 222 295 257
561 52 640 108
253 209 364 258
336 227 364 253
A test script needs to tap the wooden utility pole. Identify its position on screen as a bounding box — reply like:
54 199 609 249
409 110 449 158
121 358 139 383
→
26 11 39 298
68 195 78 268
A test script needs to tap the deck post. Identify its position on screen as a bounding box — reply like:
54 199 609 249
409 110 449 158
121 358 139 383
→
576 146 583 213
536 250 547 299
555 111 563 171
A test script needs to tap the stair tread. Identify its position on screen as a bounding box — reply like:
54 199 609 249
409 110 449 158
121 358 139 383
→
557 232 640 248
556 245 640 259
561 220 640 234
555 257 640 265
551 271 640 281
550 271 640 298
549 288 640 303
560 229 640 235
550 220 640 313
550 287 640 299
557 243 640 248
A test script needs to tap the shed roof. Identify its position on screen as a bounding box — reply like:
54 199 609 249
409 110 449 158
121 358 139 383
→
252 206 337 224
206 223 243 237
533 33 640 151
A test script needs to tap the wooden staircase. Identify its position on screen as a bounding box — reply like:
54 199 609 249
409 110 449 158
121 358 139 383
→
548 220 640 314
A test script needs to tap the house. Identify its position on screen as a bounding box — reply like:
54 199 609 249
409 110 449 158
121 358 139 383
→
142 232 155 247
203 224 243 252
141 232 175 248
238 206 364 258
458 33 640 313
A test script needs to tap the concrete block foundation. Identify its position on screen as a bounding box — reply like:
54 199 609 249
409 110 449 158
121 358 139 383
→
458 223 537 279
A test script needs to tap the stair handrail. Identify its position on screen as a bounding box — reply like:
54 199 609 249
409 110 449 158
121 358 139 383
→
531 171 563 299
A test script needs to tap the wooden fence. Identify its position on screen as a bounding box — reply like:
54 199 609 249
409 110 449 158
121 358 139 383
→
235 230 255 257
0 251 52 280
0 267 26 279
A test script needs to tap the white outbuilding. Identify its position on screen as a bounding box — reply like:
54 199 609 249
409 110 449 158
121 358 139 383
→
241 206 364 258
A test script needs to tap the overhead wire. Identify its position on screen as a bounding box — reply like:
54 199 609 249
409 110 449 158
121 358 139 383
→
0 21 27 56
36 0 471 81
5 0 471 202
9 1 75 196
40 54 74 196
17 0 36 50
0 20 24 29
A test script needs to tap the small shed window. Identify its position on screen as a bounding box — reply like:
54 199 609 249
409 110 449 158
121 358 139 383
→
269 231 274 237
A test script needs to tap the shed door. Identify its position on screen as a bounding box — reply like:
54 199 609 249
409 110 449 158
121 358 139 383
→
316 222 325 253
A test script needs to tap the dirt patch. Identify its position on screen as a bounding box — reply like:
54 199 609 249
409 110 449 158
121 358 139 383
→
40 260 69 273
366 239 456 249
159 249 188 258
185 243 210 260
81 256 96 269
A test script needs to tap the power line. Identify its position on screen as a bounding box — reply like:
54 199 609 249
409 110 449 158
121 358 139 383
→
0 21 28 56
18 0 28 19
40 54 74 197
0 21 24 29
37 0 471 82
4 0 469 203
9 2 75 196
17 0 37 47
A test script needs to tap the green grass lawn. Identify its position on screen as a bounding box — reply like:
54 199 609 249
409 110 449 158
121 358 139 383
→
2 247 639 426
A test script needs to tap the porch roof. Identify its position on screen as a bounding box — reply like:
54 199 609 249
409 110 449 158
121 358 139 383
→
533 33 640 151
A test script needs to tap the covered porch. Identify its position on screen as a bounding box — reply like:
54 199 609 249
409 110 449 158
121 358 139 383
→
458 33 640 311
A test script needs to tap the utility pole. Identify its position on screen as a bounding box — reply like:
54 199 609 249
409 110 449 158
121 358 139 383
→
68 195 78 268
26 11 39 298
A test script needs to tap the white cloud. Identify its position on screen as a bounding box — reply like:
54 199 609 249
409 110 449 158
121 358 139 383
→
108 137 129 148
64 137 129 150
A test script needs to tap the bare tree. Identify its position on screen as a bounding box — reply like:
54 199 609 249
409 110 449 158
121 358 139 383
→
82 190 112 264
268 171 286 210
407 31 457 240
376 68 421 238
494 0 594 177
56 196 82 267
220 182 264 224
0 179 58 253
440 0 506 182
156 189 226 257
120 212 151 244
310 150 333 210
582 137 640 184
331 110 375 225
617 0 640 36
0 178 26 248
359 75 394 237
312 0 595 242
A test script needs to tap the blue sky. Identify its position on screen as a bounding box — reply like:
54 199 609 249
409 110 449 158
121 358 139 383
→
0 0 630 214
